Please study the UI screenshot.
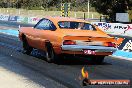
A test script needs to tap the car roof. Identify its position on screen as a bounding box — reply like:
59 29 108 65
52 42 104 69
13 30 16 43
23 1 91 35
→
45 16 88 23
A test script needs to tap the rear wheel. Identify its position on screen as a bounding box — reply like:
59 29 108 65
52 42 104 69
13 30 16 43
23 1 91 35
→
22 36 33 55
45 43 58 63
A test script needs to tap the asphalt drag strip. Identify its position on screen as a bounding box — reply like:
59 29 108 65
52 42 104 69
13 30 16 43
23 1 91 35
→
0 53 67 88
0 33 132 88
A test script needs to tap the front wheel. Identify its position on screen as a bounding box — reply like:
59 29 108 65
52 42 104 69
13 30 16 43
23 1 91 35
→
22 37 33 55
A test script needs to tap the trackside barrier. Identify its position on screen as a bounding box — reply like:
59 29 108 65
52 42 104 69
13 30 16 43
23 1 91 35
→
28 17 41 24
92 22 132 59
8 16 18 22
0 14 40 24
92 22 132 37
113 39 132 59
0 14 9 21
113 50 132 59
17 16 28 23
0 14 132 59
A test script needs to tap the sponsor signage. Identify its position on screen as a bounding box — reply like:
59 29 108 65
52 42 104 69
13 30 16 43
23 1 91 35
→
28 17 40 24
122 40 132 52
8 16 18 21
0 14 9 21
118 39 132 52
17 16 28 23
92 22 132 36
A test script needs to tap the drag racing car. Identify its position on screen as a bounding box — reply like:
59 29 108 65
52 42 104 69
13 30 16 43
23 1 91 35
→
19 17 123 63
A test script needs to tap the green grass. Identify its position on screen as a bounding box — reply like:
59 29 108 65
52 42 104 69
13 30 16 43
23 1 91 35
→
0 8 101 19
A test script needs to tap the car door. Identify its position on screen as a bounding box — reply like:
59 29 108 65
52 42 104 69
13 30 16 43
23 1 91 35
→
33 18 57 50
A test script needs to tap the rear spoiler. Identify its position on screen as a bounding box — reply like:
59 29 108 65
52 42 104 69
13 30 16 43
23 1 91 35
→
63 36 115 42
63 36 124 45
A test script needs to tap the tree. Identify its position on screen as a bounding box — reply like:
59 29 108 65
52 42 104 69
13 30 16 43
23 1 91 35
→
91 0 131 22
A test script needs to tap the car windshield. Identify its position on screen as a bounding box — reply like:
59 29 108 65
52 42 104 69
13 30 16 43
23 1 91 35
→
58 21 96 30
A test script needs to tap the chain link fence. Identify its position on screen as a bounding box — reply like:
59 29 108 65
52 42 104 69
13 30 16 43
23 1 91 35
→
0 0 102 20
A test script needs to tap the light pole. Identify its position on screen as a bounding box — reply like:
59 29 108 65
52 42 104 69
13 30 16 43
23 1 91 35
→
88 0 90 18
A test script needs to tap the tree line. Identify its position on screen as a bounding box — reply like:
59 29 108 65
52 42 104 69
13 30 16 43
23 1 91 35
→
1 0 131 11
0 0 132 21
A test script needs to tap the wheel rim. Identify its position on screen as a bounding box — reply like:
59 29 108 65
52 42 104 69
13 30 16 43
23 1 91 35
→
46 48 54 62
46 51 50 61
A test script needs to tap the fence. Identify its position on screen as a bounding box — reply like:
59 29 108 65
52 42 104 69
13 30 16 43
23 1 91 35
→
0 8 101 19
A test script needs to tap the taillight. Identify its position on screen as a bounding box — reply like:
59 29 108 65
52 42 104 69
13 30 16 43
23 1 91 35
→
107 42 116 47
63 40 76 45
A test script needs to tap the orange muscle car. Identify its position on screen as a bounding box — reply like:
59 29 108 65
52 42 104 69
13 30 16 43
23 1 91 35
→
19 17 123 63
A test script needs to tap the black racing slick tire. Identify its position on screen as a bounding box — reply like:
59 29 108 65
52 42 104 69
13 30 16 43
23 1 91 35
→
45 43 58 63
22 37 33 55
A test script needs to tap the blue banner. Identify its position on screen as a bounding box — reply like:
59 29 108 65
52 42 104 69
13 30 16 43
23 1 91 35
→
0 14 9 21
8 16 18 22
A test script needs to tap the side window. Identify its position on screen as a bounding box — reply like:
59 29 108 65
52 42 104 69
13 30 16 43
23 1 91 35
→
84 23 96 30
49 21 56 31
34 19 56 31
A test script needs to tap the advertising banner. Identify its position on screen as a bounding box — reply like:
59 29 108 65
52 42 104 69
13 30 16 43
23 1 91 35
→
8 16 18 22
0 14 9 21
113 38 132 59
92 22 132 36
28 17 40 24
118 39 132 52
17 16 28 23
92 22 114 34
